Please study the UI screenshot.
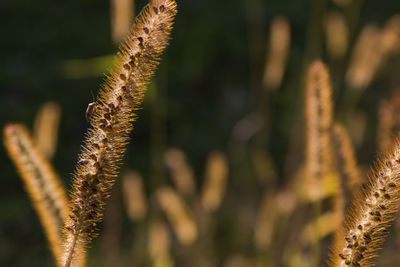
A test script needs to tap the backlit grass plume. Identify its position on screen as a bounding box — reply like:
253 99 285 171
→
329 138 400 266
304 60 335 201
62 0 177 266
3 124 69 266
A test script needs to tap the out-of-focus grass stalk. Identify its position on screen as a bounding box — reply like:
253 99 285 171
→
201 150 229 212
331 123 362 191
60 55 115 79
148 220 173 267
149 81 167 192
263 16 290 91
346 16 400 94
301 211 342 245
304 60 335 199
3 124 70 267
304 60 336 266
324 11 348 60
164 148 196 197
33 101 62 159
155 186 197 246
110 0 135 44
122 170 147 221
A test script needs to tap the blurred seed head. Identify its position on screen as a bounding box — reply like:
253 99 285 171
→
263 16 291 91
201 151 229 212
324 11 348 60
156 187 198 246
122 170 147 221
33 101 62 159
164 148 196 196
148 220 171 262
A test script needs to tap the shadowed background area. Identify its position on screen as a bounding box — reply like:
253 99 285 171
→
3 0 400 266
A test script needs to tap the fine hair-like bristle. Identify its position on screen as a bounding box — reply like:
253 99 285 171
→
62 0 177 266
3 124 70 267
329 137 400 266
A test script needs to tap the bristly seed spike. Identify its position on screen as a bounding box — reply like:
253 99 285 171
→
328 138 400 266
62 1 178 266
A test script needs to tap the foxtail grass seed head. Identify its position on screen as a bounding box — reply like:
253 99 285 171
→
62 1 177 266
305 60 333 197
4 124 70 267
329 138 400 266
263 16 290 91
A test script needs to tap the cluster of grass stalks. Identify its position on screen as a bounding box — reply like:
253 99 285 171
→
5 0 400 267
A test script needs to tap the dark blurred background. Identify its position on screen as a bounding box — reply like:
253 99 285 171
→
2 0 400 266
